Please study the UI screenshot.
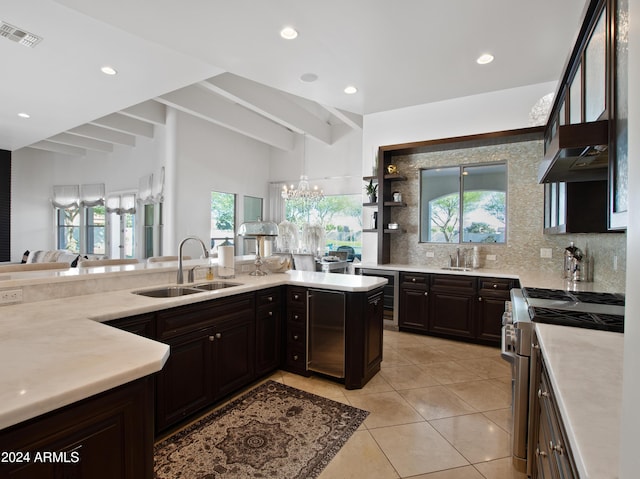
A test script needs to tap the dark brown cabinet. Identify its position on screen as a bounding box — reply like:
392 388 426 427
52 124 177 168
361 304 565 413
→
476 277 515 343
398 272 429 332
0 378 154 479
283 286 310 376
531 336 577 479
155 293 255 432
255 287 282 376
106 312 155 338
399 272 516 346
543 180 610 234
429 275 476 340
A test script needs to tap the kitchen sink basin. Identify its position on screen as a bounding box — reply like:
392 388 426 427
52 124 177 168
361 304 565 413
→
192 282 242 290
132 286 205 298
133 282 242 298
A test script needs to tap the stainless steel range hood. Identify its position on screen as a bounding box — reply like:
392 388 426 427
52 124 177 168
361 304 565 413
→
538 120 609 183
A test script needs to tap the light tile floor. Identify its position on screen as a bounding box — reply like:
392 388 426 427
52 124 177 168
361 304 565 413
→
266 329 528 479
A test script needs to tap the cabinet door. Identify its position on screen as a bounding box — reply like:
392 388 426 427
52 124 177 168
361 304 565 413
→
156 329 214 431
256 307 282 376
476 296 507 344
399 288 429 331
213 314 255 399
429 291 475 339
0 379 153 479
365 290 384 371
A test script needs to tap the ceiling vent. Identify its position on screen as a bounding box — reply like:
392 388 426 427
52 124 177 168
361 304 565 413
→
0 22 42 48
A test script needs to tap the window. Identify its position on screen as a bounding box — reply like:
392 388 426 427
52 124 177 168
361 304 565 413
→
420 163 507 243
284 194 362 257
210 191 236 252
106 193 136 259
53 184 106 254
56 207 80 253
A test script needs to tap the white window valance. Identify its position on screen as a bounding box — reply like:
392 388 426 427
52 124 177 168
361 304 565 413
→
138 174 154 204
152 167 165 203
52 185 80 209
106 193 137 214
80 183 105 207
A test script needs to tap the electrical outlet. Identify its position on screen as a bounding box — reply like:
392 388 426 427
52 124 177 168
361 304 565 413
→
0 289 23 305
426 251 435 258
540 248 553 259
486 254 497 261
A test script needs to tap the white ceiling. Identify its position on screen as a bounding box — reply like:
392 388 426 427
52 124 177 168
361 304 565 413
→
2 0 588 152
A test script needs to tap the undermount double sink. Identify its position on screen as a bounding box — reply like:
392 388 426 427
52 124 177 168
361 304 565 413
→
133 282 242 298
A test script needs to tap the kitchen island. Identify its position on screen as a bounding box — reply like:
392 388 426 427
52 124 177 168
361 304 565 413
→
0 266 385 478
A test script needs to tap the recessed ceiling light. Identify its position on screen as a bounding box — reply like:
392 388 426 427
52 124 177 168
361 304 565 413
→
280 27 298 40
17 112 30 119
344 85 358 95
300 73 318 83
100 65 117 75
476 53 494 65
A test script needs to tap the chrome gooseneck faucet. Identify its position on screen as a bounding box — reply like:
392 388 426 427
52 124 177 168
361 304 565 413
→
177 236 209 284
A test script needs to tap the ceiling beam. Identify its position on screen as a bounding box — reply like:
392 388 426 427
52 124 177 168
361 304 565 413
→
27 141 87 156
157 84 295 151
323 105 363 131
67 124 136 147
47 133 114 152
90 113 154 138
203 73 333 145
120 100 166 125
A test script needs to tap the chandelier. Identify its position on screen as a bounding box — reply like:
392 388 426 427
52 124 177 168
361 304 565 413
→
281 175 323 201
281 134 324 203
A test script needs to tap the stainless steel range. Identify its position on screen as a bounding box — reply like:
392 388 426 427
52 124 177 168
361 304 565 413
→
501 287 625 475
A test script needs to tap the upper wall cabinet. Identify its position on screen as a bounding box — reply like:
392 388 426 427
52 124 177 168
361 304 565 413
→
541 0 628 231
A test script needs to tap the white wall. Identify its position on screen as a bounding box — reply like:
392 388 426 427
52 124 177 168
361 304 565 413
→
619 0 639 475
11 134 160 261
360 81 558 262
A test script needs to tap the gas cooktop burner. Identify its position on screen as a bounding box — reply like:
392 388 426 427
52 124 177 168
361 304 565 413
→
522 287 625 306
528 306 624 333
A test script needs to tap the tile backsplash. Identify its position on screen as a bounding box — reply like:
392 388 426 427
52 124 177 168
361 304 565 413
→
386 139 626 292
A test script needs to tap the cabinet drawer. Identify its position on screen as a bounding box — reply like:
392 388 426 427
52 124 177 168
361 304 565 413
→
431 274 476 292
286 325 306 345
285 346 307 369
478 277 513 294
157 293 254 340
287 308 307 324
257 287 281 307
400 272 428 288
287 286 307 306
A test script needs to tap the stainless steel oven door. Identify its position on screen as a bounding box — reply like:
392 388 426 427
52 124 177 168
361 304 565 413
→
501 325 529 474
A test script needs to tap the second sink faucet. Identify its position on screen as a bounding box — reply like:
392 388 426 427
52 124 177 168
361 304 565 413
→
177 236 210 284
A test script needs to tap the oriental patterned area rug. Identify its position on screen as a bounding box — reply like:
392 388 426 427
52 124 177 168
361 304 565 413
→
154 380 369 479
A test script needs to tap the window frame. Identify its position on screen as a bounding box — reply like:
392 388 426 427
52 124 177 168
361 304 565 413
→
419 162 508 244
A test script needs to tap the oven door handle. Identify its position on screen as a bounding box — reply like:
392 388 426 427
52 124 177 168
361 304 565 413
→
500 325 516 363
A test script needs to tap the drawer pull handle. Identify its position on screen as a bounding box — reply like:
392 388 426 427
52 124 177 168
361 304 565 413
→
493 284 498 289
294 314 299 320
294 294 300 300
268 311 273 316
536 447 547 458
478 296 483 302
538 389 549 399
267 296 273 302
424 292 428 296
215 333 222 339
412 278 416 282
293 354 299 361
550 442 564 455
293 335 299 340
209 335 215 342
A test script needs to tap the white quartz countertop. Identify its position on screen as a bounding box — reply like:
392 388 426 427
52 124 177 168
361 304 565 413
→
536 323 623 479
0 269 386 431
